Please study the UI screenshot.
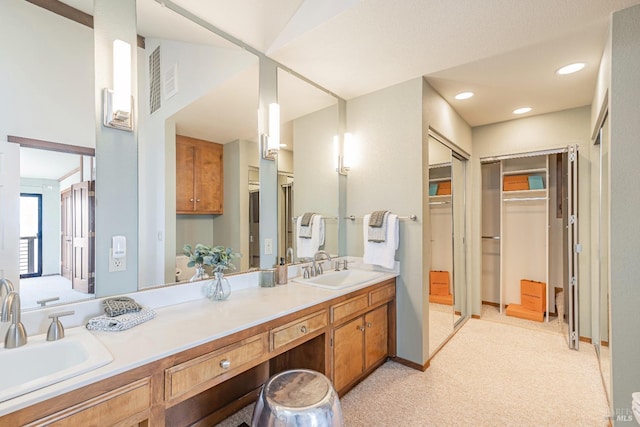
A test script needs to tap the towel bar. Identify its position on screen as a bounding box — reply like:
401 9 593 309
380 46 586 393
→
346 214 417 221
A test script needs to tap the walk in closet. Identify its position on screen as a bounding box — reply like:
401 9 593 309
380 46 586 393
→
481 147 579 348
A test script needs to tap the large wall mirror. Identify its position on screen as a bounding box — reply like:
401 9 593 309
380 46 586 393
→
278 68 340 263
1 0 343 312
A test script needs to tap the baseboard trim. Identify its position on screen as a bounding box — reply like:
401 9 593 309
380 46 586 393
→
601 340 609 347
472 314 481 319
393 356 430 372
482 300 500 308
579 336 592 344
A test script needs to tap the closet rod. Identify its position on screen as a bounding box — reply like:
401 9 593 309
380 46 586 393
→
482 236 500 240
429 201 451 206
346 214 418 221
503 197 547 202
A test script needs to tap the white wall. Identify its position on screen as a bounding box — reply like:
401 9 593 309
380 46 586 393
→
609 4 640 422
472 106 593 337
0 0 94 146
293 105 339 257
346 78 426 364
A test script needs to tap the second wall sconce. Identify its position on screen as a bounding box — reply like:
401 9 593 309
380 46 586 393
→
103 39 133 131
261 103 280 160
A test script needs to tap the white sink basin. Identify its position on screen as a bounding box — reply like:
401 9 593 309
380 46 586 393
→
0 326 113 403
293 269 386 290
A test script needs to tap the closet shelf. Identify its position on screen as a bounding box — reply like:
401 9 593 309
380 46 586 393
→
502 188 546 196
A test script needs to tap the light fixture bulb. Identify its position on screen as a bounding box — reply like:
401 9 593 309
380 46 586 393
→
267 103 280 152
112 39 131 114
454 91 474 100
556 62 586 75
513 107 532 115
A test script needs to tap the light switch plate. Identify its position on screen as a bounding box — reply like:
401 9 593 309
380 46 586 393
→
264 238 273 255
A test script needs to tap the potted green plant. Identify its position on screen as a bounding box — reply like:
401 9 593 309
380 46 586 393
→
183 244 240 300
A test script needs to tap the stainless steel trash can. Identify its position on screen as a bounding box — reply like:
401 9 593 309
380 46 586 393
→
251 369 343 427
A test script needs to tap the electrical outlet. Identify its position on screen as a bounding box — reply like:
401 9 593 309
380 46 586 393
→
109 253 126 272
264 238 273 255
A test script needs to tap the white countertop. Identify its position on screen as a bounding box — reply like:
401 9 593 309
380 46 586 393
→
0 264 397 417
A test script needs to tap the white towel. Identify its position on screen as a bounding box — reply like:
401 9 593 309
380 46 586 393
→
296 215 325 259
86 307 156 332
363 213 399 269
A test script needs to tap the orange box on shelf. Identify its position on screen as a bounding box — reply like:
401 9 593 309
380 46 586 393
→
429 294 453 305
436 180 451 195
521 279 546 313
505 304 544 322
503 175 530 191
429 270 450 296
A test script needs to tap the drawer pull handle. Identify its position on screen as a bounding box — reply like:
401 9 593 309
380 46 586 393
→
220 359 231 369
190 198 194 202
366 322 372 328
358 326 366 332
300 325 308 333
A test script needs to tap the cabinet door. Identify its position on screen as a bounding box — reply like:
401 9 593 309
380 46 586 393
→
176 140 196 212
364 304 388 370
194 142 223 214
333 316 364 391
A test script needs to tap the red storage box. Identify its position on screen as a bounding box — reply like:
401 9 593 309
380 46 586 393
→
429 271 450 296
436 181 451 195
521 279 546 313
503 175 530 191
506 304 544 322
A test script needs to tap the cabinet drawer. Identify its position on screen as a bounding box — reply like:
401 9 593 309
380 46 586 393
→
165 332 268 400
369 283 395 306
28 378 150 426
270 310 327 351
331 294 368 324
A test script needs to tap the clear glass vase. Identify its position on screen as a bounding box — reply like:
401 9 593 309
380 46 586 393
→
207 271 231 301
190 264 209 282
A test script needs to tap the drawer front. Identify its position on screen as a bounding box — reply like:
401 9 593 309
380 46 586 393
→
29 378 150 427
271 310 328 351
369 283 395 306
165 332 268 400
331 294 368 324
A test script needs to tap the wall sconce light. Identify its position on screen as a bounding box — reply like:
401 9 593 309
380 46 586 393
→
103 39 133 131
261 103 280 160
337 132 352 175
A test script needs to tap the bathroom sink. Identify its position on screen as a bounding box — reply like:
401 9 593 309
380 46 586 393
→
0 326 113 403
293 269 386 290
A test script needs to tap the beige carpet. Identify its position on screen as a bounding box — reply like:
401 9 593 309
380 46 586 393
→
215 319 610 426
429 302 454 355
481 303 566 337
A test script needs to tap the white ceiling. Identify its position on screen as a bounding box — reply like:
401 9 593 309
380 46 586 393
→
59 0 640 138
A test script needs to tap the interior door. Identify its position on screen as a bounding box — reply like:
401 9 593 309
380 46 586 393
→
566 145 580 349
249 190 260 268
72 181 95 293
61 188 72 280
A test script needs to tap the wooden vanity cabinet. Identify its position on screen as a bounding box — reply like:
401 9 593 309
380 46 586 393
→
2 279 395 426
331 280 395 394
176 135 223 214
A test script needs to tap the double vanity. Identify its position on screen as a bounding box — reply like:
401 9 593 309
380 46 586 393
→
0 261 397 426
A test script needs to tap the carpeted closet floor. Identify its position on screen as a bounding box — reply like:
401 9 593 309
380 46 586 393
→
215 318 610 426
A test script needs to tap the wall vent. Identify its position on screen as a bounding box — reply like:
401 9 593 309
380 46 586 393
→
149 46 161 115
163 64 179 100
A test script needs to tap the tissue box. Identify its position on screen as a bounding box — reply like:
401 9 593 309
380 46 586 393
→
521 279 546 313
503 175 529 191
430 270 450 296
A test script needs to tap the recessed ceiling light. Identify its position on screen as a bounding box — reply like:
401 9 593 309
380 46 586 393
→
454 91 474 100
513 107 532 115
556 62 586 75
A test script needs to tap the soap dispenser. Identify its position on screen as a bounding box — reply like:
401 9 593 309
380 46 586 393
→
276 257 288 285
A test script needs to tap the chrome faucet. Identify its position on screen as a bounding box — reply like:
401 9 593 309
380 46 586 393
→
312 251 332 276
1 291 27 349
0 278 15 318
